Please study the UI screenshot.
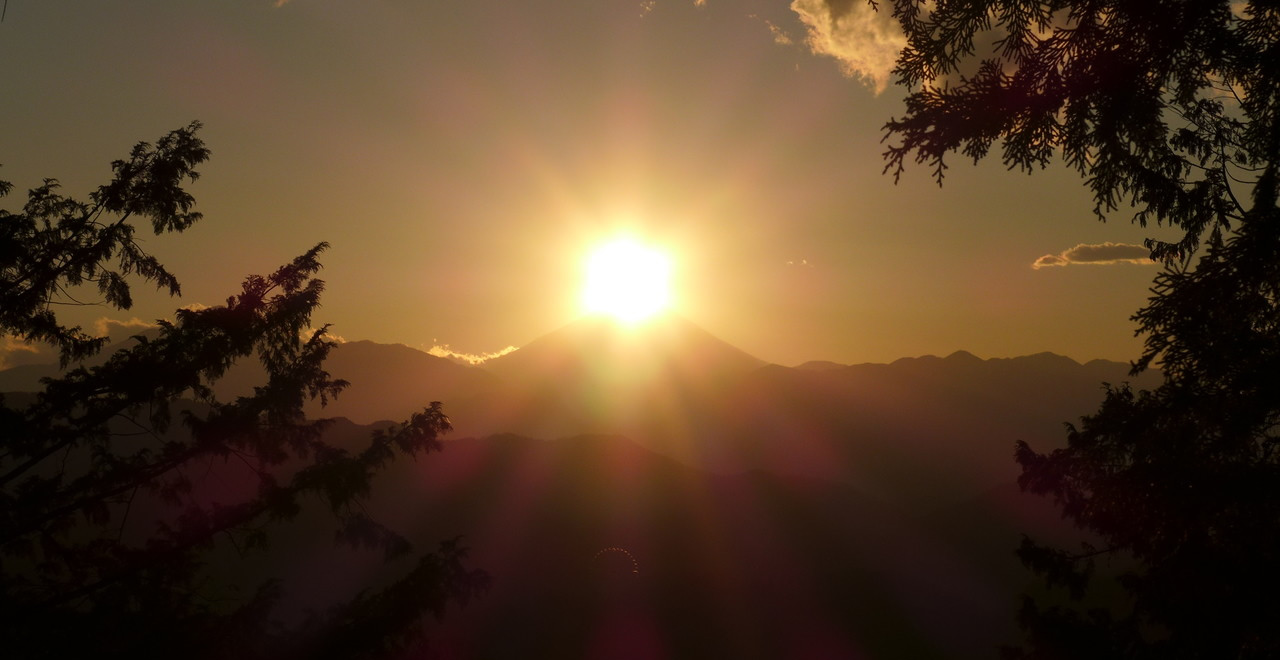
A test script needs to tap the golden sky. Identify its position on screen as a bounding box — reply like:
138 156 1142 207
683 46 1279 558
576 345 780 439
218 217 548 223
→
0 0 1174 366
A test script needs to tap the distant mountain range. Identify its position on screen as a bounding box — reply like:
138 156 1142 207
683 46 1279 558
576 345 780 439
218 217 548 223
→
1 315 1164 658
0 315 1161 511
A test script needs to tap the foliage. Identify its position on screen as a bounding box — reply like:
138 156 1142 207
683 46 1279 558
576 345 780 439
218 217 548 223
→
0 125 487 658
0 122 208 364
883 0 1276 262
881 1 1280 657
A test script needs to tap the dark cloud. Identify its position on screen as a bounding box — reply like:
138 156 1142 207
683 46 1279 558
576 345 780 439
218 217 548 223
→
1032 242 1155 269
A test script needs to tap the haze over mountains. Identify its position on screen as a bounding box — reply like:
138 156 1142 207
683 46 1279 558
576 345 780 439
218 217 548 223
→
0 316 1164 657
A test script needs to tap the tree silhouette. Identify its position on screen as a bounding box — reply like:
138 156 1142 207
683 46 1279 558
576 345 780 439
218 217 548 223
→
880 1 1279 656
0 123 488 659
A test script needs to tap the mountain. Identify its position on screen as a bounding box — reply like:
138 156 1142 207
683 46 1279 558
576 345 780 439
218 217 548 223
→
203 339 502 423
222 423 1081 660
0 329 163 393
0 336 500 425
0 316 1161 512
709 349 1162 509
397 433 948 659
1 320 1165 657
219 426 1051 660
793 359 848 371
440 315 767 449
481 314 766 385
445 326 1161 512
301 340 499 422
0 363 58 393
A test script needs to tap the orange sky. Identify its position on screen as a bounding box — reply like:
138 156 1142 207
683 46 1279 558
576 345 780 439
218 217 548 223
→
0 0 1174 366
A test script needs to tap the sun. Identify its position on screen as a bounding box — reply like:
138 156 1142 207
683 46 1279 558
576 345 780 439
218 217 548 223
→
581 239 672 323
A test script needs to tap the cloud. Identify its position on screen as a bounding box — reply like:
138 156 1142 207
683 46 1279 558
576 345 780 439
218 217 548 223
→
789 0 905 93
0 336 52 370
1031 254 1069 269
1032 242 1156 269
92 317 159 343
428 344 519 366
0 317 157 370
751 14 795 46
303 327 348 344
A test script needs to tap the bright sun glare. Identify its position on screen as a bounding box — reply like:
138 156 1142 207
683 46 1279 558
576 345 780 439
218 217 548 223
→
582 239 672 323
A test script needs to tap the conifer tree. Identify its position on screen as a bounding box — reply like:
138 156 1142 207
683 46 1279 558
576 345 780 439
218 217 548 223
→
879 1 1280 656
0 123 487 659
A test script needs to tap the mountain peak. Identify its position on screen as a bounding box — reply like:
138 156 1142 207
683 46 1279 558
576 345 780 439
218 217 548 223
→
481 314 767 385
794 360 848 371
1016 351 1082 368
943 350 982 363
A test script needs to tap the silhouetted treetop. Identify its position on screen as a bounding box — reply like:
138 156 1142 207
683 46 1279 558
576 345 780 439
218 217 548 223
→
882 0 1278 262
0 124 486 659
0 121 209 364
879 2 1280 657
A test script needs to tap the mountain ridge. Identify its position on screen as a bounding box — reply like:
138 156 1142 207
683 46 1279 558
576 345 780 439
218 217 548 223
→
0 315 1146 398
0 320 1160 658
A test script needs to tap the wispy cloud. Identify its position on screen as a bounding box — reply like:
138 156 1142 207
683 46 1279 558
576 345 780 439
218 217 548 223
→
1032 242 1156 270
428 344 518 366
789 0 905 93
752 14 795 46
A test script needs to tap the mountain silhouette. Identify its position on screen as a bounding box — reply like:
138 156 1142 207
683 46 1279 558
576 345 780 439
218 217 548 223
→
439 315 768 454
481 314 766 385
716 348 1162 509
0 316 1161 512
0 320 1167 658
242 425 1081 659
302 340 500 422
0 328 163 392
439 324 1160 511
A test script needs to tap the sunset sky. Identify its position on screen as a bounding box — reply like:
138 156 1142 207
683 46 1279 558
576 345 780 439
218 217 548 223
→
0 0 1176 367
